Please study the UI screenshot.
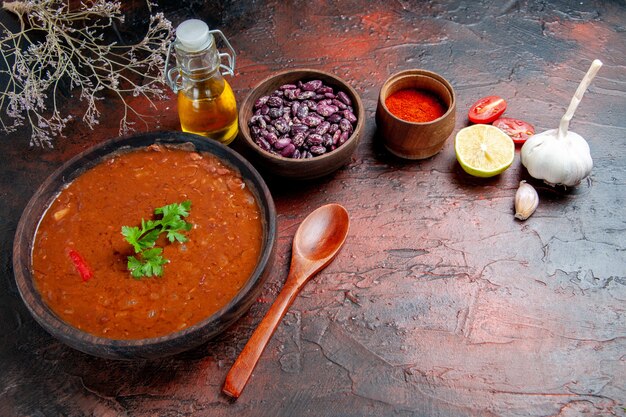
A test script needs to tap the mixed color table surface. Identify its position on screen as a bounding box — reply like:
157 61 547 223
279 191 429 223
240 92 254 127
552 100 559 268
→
1 1 625 416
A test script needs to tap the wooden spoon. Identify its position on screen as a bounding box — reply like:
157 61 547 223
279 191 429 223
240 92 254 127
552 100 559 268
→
222 203 350 399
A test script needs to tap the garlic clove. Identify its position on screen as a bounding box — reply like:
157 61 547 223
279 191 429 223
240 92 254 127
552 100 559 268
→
514 181 539 221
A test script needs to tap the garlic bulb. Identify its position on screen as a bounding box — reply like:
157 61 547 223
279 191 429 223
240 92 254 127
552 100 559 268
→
521 59 602 187
514 181 538 220
521 128 593 186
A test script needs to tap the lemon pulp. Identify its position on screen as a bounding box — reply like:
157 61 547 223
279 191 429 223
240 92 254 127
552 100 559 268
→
455 124 515 177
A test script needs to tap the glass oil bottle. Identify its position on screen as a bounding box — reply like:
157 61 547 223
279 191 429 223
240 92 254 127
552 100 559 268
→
166 19 238 145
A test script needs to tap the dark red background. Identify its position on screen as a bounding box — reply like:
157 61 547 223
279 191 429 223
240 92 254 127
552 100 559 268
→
1 1 625 416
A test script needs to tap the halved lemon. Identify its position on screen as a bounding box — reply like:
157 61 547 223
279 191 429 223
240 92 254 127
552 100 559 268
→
455 124 515 177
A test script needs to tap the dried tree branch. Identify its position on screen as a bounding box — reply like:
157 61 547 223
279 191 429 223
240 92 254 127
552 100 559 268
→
0 0 174 147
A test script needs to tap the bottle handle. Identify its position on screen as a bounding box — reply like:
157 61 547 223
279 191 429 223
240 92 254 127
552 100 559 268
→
210 29 236 76
164 43 182 92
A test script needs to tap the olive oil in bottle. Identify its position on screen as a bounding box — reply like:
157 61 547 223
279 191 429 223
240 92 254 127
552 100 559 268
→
166 19 238 145
178 77 238 144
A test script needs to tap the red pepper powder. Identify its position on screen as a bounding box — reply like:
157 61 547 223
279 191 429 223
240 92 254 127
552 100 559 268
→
385 88 446 123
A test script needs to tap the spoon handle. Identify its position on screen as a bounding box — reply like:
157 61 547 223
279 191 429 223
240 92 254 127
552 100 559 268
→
222 278 301 399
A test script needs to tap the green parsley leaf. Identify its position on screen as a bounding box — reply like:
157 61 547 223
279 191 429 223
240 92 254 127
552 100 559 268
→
138 228 161 250
155 200 191 219
127 255 144 279
127 249 168 279
121 226 142 253
121 201 192 279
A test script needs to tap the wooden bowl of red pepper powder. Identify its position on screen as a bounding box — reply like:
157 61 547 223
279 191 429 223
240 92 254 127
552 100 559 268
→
376 69 456 159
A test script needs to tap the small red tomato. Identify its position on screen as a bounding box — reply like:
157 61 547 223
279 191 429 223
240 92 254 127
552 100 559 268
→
468 96 507 124
492 117 535 144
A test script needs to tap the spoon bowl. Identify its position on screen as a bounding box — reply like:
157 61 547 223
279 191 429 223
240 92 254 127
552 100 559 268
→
294 204 350 262
223 204 350 399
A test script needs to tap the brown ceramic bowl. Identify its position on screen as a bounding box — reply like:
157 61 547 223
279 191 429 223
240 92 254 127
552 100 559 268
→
238 69 364 180
13 131 277 360
376 69 456 159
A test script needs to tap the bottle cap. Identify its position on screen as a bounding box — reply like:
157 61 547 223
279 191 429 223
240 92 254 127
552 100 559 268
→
176 19 212 52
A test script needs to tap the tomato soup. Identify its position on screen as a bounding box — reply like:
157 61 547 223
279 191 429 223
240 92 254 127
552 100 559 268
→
31 145 263 339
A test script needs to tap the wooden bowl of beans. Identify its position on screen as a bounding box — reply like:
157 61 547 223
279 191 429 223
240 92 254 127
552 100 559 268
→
13 132 277 359
376 69 456 159
238 69 364 180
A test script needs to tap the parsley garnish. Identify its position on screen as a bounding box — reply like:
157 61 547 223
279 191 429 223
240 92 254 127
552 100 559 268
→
121 201 192 279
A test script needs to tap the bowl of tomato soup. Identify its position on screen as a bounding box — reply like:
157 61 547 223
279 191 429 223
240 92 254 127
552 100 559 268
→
13 132 276 359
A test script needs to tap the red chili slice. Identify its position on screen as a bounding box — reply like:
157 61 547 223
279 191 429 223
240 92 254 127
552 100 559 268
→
67 249 94 282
